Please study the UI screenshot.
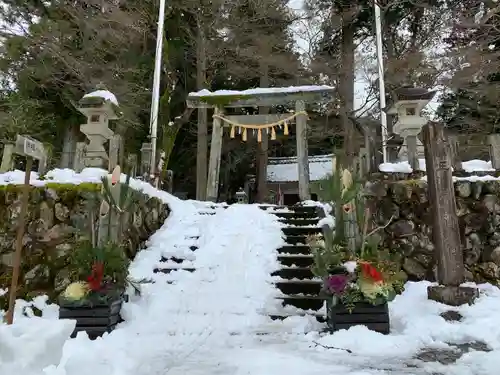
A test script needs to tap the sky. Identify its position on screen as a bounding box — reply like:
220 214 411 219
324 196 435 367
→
286 0 442 120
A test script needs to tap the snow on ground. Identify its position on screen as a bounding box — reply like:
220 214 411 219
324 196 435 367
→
1 168 500 375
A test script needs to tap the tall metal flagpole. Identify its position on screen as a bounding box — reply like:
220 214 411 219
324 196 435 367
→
374 0 388 163
149 0 167 178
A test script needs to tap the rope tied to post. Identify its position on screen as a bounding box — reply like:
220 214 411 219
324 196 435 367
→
212 111 308 142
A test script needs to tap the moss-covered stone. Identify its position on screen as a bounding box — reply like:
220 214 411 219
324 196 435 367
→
0 184 169 310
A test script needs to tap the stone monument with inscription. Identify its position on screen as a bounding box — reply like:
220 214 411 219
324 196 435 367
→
77 86 121 168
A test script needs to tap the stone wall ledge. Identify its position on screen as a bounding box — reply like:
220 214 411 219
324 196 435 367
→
371 170 500 181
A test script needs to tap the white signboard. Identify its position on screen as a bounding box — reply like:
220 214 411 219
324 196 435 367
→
15 135 46 160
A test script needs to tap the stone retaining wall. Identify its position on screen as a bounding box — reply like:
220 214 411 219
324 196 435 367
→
365 177 500 284
0 183 169 309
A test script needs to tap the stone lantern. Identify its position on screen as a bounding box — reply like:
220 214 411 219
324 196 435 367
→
386 86 436 170
78 85 120 168
236 188 248 203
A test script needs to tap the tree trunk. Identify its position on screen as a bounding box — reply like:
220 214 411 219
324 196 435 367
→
383 20 398 161
256 62 269 203
196 22 208 201
339 22 356 168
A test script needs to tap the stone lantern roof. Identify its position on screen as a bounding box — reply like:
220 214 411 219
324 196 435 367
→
78 84 121 120
385 85 437 115
392 85 436 101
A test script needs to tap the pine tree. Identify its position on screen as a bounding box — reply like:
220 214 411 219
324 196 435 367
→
437 1 500 135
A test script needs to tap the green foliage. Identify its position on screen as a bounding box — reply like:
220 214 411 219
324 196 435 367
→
66 241 130 289
309 234 343 278
100 173 134 213
308 150 406 309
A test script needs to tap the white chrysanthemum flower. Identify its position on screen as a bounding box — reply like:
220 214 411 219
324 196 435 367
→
343 261 358 273
62 282 89 301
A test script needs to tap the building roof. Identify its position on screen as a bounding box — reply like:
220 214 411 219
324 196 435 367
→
267 154 333 182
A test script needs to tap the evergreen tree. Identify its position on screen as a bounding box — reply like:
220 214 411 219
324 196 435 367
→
437 1 500 134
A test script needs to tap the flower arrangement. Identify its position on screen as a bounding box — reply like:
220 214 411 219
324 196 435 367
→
309 231 405 311
324 259 402 311
59 241 130 306
310 152 406 312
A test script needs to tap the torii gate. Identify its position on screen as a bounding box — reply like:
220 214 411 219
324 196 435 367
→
186 86 335 202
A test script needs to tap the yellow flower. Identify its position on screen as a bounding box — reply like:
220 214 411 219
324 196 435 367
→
341 169 353 197
358 279 386 300
62 282 90 301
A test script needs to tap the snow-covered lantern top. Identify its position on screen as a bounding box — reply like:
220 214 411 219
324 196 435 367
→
386 86 436 138
236 188 247 203
78 84 121 126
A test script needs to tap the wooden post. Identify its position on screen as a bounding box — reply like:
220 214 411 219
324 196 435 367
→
5 157 32 324
38 154 48 175
0 144 14 173
127 154 138 177
109 134 121 172
206 106 224 202
488 134 500 170
422 122 478 305
295 100 310 201
363 126 377 174
73 142 86 172
406 135 419 171
165 170 173 193
140 143 152 178
449 135 462 171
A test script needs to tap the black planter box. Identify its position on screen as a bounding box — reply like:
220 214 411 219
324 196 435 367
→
59 297 124 340
327 301 390 334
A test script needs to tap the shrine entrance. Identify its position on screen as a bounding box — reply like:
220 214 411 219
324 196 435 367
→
186 86 335 203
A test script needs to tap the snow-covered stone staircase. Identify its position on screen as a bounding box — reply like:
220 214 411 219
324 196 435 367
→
265 205 326 322
153 205 223 276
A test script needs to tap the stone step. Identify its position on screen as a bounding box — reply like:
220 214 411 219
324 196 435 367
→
277 254 314 267
285 235 308 245
269 313 326 323
292 205 319 214
153 268 196 274
160 256 185 263
277 295 324 311
275 280 322 296
272 267 314 280
271 211 318 219
281 226 322 236
279 218 320 226
277 245 311 255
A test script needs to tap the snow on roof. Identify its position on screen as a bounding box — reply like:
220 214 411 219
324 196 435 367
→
189 85 335 97
267 154 333 182
379 159 494 173
82 90 119 106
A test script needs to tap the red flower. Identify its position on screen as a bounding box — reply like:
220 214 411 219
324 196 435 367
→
87 261 104 291
360 262 383 283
